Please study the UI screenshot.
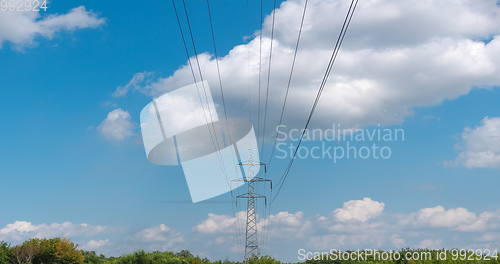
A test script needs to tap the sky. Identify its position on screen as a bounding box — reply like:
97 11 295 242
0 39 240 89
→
1 0 500 261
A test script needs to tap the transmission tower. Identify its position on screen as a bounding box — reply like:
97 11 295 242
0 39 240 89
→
236 154 271 261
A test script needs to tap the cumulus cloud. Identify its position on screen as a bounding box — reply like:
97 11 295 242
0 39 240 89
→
194 212 245 234
98 108 134 141
81 239 110 251
261 211 312 239
194 198 387 250
0 221 185 256
132 224 184 252
308 198 387 249
118 0 500 134
0 221 108 243
451 117 500 168
194 210 311 239
0 2 105 49
135 224 183 243
333 197 384 222
401 206 500 232
5 200 499 258
194 198 500 254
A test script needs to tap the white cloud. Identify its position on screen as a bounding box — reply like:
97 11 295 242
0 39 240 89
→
333 197 384 222
0 221 184 256
135 224 182 243
0 2 104 49
451 117 500 168
194 212 245 234
112 72 156 98
81 239 110 251
98 108 134 141
194 210 310 238
193 199 500 255
119 0 500 133
260 211 312 238
195 199 384 245
0 221 107 242
412 206 477 228
132 224 184 251
194 198 386 250
307 198 387 249
193 210 312 255
402 206 499 232
7 202 495 258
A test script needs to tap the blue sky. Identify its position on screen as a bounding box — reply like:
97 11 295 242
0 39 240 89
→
1 0 500 261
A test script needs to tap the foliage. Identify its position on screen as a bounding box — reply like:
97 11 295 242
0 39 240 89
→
82 251 108 264
247 256 281 264
1 239 500 264
3 238 84 264
0 242 11 264
100 250 210 264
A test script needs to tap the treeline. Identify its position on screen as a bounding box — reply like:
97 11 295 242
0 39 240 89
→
1 238 499 264
1 238 84 264
0 239 231 264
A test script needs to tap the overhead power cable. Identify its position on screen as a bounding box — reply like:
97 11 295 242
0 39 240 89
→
257 0 264 154
272 0 359 203
171 0 199 85
267 0 309 167
172 0 235 209
263 0 309 254
204 0 243 247
205 0 229 123
180 0 227 158
259 0 277 253
260 0 278 158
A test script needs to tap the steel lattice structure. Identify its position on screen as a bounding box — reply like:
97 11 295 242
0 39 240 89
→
236 159 271 261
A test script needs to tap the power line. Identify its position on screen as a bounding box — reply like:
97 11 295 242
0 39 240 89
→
181 0 210 101
258 0 277 254
172 0 216 141
204 0 245 251
171 0 199 85
272 0 359 203
172 0 235 211
206 0 242 245
263 0 309 254
267 0 309 167
260 0 278 159
205 0 229 123
256 0 264 154
171 0 216 138
180 0 227 160
256 1 278 250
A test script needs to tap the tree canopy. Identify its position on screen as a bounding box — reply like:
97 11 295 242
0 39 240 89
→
0 238 499 264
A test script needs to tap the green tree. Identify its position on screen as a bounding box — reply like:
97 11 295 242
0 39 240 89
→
0 241 11 264
53 238 85 264
11 238 84 264
10 240 40 264
83 251 108 264
247 256 281 264
176 250 194 259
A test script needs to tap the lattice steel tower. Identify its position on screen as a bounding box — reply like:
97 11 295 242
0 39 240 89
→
236 156 271 261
